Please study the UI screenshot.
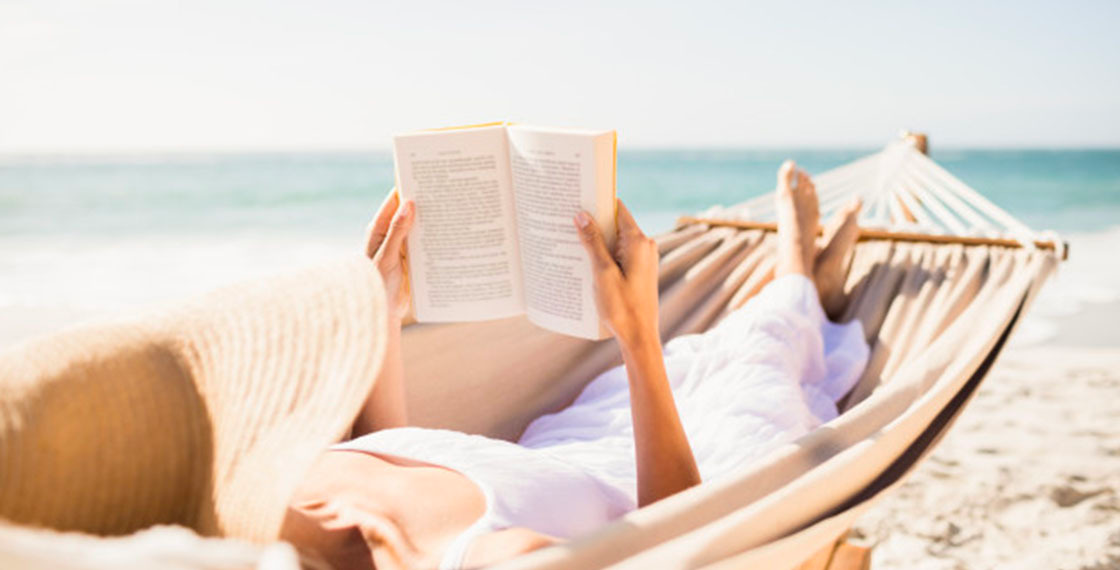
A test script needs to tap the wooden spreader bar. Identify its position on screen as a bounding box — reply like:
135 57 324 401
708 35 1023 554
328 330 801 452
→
676 216 1070 261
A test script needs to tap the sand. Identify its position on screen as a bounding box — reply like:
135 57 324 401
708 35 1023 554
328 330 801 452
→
853 342 1120 569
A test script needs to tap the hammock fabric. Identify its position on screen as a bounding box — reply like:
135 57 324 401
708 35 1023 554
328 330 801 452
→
0 139 1061 569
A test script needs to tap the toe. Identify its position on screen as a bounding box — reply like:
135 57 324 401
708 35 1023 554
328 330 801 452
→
839 197 863 223
797 170 811 193
822 208 846 239
792 170 810 194
778 160 797 191
819 198 862 254
802 172 820 213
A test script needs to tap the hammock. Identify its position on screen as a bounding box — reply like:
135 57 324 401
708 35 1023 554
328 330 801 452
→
0 135 1062 569
400 137 1062 569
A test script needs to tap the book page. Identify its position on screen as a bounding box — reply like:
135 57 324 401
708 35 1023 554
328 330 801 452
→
393 125 524 322
507 125 616 339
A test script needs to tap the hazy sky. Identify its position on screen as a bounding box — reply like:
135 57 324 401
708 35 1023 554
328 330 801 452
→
2 0 1118 152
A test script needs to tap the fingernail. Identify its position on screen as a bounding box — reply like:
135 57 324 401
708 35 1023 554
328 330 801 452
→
402 200 414 216
575 212 591 228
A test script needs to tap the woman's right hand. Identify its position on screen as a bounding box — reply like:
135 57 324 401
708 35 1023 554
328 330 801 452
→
365 188 415 322
573 199 660 347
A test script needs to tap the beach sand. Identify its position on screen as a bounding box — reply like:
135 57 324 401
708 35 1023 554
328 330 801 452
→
853 339 1120 569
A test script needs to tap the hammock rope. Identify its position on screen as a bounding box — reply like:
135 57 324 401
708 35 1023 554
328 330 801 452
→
681 140 1067 259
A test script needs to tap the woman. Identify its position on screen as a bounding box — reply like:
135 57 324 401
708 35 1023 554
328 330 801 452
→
280 161 868 570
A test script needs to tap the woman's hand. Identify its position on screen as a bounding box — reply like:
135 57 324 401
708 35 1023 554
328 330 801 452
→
365 189 415 322
574 199 660 347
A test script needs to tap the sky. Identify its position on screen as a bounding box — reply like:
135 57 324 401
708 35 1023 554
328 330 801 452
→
1 0 1118 153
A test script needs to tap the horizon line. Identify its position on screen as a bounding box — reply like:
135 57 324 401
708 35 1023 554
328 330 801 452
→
3 143 1120 159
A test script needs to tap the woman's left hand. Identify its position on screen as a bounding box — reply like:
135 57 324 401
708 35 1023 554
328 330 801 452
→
365 189 415 321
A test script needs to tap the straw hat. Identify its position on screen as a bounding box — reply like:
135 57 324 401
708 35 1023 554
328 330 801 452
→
0 257 388 544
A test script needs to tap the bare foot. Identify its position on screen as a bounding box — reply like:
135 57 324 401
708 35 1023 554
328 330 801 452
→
814 197 862 319
774 160 819 279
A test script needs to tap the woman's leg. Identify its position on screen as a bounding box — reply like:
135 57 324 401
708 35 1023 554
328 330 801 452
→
774 160 820 281
773 160 861 318
814 198 862 320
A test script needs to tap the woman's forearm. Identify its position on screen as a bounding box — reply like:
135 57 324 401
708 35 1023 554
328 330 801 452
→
353 319 408 435
359 189 415 435
621 332 701 508
573 201 699 507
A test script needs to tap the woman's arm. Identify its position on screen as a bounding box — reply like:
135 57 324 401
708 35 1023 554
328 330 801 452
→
354 322 407 434
574 201 701 507
354 190 415 435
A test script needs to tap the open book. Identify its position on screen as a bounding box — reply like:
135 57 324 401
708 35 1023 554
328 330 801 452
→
393 123 617 340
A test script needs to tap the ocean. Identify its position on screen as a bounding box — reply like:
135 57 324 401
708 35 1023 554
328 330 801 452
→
1 149 1118 347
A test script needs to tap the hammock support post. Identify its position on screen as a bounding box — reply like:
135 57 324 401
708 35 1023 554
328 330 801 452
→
901 130 929 155
797 531 872 570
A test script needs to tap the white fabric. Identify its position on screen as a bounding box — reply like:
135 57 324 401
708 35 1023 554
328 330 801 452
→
333 427 623 570
520 273 868 500
333 274 869 570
